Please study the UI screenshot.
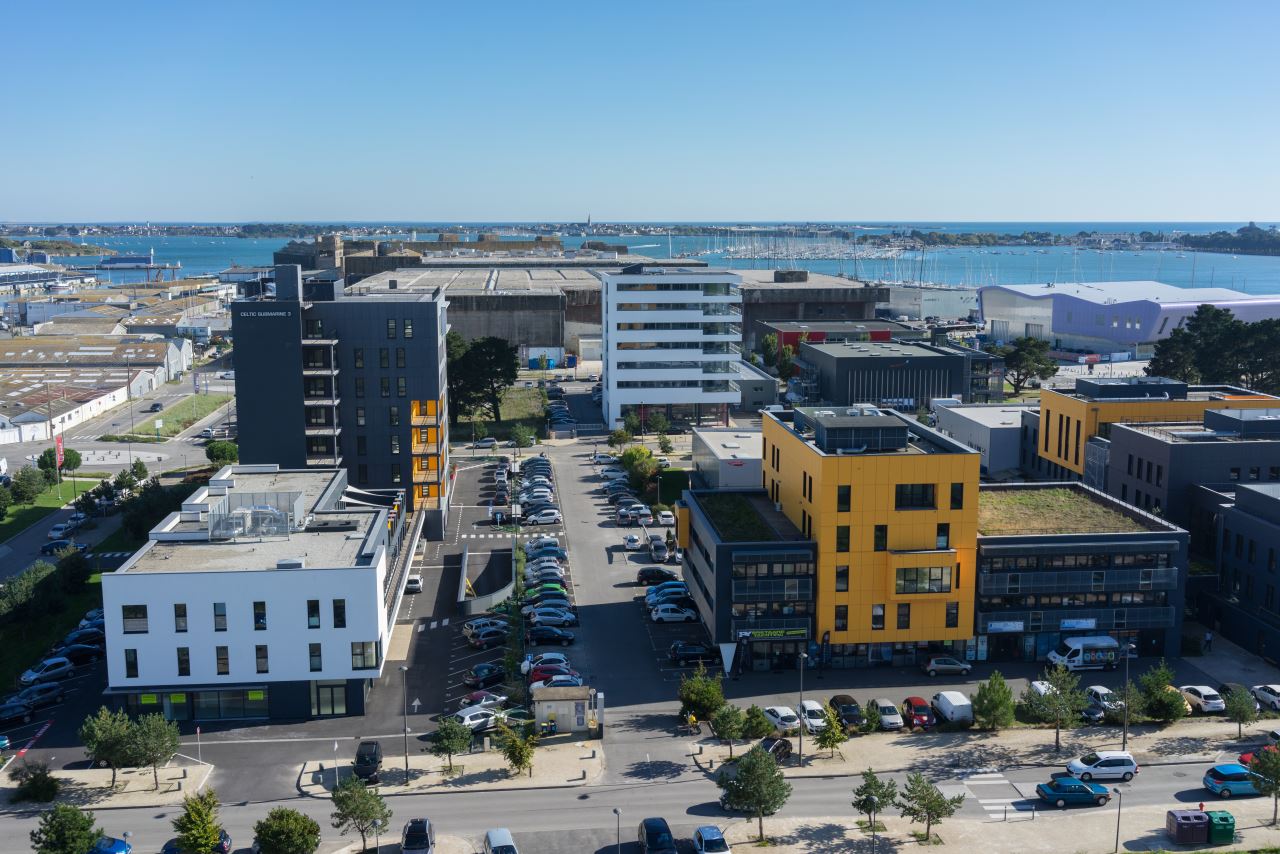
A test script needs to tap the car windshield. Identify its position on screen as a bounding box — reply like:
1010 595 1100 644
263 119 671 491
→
913 704 930 714
1204 693 1222 702
804 707 822 718
491 847 517 854
839 704 859 715
879 704 896 715
701 838 729 852
1096 690 1116 703
1079 752 1101 765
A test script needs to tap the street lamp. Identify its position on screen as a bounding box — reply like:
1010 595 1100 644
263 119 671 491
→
798 651 808 765
868 794 879 852
1112 787 1123 853
399 665 410 780
612 808 621 854
1121 642 1136 750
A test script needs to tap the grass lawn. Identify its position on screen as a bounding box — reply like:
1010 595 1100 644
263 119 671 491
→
0 573 102 690
91 525 144 555
978 486 1160 536
132 393 232 437
460 386 547 441
0 478 99 545
699 492 779 542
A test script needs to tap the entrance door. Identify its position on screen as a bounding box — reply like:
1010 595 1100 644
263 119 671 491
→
312 681 347 716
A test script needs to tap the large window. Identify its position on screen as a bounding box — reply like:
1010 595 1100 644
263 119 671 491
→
215 646 229 676
871 604 885 631
380 348 390 369
333 599 347 629
353 348 364 369
213 602 227 632
404 319 414 339
835 565 849 592
124 649 138 679
836 485 851 513
895 483 936 510
387 319 397 339
946 601 959 628
897 603 911 630
122 604 148 634
950 482 965 510
874 525 887 552
255 645 269 674
253 601 267 631
895 566 952 594
309 643 323 673
835 526 850 553
835 605 848 631
177 647 190 677
174 603 187 633
351 641 379 670
307 600 320 629
936 523 950 550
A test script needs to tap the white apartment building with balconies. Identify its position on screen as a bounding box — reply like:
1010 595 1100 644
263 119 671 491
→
601 266 743 428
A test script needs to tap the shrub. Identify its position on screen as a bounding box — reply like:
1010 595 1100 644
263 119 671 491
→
9 761 60 802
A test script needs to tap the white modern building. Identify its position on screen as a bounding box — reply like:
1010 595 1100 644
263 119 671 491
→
691 427 763 489
932 403 1035 478
102 464 419 721
600 266 742 428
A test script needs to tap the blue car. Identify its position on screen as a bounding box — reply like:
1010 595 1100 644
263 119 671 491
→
527 547 567 561
1035 775 1112 807
1204 763 1263 798
89 838 132 854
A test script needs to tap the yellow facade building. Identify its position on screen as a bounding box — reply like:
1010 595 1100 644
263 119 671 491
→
762 407 980 663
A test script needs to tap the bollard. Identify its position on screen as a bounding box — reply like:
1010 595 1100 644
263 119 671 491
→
1003 805 1007 822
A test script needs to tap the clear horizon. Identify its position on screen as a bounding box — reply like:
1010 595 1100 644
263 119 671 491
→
3 1 1277 222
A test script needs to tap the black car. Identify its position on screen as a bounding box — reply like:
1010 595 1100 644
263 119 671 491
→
527 626 575 647
638 566 679 586
353 740 383 783
1081 701 1107 724
464 664 506 689
1217 682 1260 710
760 736 794 760
63 628 105 648
161 829 232 854
13 682 64 709
829 695 866 731
147 402 164 412
669 641 716 666
637 817 677 854
0 698 33 727
40 539 88 556
52 644 102 666
492 492 509 506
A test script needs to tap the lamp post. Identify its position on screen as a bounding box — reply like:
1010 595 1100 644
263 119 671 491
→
612 808 621 854
399 665 410 779
869 794 879 852
1112 787 1123 853
798 651 808 765
1121 642 1135 750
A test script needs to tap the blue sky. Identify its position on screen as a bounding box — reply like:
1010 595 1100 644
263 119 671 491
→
3 1 1278 222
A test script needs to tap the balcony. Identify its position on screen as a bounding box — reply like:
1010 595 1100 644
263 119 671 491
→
702 343 741 356
305 453 343 467
701 324 742 338
304 424 342 437
303 389 340 405
412 467 442 484
301 336 339 345
411 411 440 427
302 364 339 377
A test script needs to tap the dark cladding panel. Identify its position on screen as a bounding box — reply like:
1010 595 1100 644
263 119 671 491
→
231 303 306 467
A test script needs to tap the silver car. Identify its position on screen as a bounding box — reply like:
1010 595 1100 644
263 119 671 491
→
873 697 905 730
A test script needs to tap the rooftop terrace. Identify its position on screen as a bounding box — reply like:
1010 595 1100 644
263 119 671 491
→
694 491 805 542
978 484 1169 536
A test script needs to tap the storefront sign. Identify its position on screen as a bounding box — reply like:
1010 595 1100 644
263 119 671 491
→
1061 618 1097 630
139 694 159 705
737 628 809 640
247 690 265 701
169 694 187 704
986 620 1025 633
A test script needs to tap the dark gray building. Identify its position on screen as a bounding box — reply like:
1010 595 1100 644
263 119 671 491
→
796 339 1003 409
677 489 817 672
231 266 450 537
1200 484 1280 660
976 483 1188 661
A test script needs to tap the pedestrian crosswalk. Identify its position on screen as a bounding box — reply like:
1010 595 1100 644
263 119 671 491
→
92 551 135 560
460 529 564 540
953 770 1029 818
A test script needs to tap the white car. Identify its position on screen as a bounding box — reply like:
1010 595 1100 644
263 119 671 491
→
525 509 562 525
1180 685 1226 713
1029 680 1056 697
48 522 78 540
763 705 800 733
657 511 676 526
1253 685 1280 711
656 457 672 469
530 674 584 691
650 604 697 623
457 691 508 711
600 467 627 480
1085 685 1124 711
404 575 423 594
218 370 235 380
1066 750 1138 782
588 374 600 382
873 698 905 730
530 653 570 669
623 535 642 550
525 559 564 574
797 699 828 734
591 453 617 465
454 706 502 732
462 617 509 637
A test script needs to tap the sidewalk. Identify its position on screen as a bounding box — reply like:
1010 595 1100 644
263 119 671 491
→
0 757 212 812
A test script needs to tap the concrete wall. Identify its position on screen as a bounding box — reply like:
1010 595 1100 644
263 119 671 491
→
934 406 1027 477
447 292 564 348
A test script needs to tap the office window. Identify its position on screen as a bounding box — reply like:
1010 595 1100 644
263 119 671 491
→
309 643 323 672
836 485 851 512
216 646 229 676
355 377 365 398
1230 467 1241 482
356 406 366 426
1269 585 1277 610
1121 483 1128 501
945 601 959 628
396 347 406 369
351 641 379 670
389 406 400 427
391 435 400 454
1250 540 1257 563
950 482 965 510
213 602 227 632
1127 454 1134 475
1251 467 1261 482
256 645 269 674
122 604 148 634
357 464 368 484
897 603 911 630
333 599 347 629
1236 533 1244 558
404 318 413 338
1156 465 1163 487
835 526 850 552
895 483 935 510
835 565 849 592
1271 467 1280 481
834 605 848 631
174 603 187 633
387 319 396 339
936 523 950 550
253 601 267 631
380 377 390 398
124 649 138 679
397 377 407 397
871 604 885 631
895 566 952 594
356 435 367 456
392 464 402 484
1269 548 1276 573
176 647 190 677
380 348 390 369
307 600 320 629
353 348 364 369
874 525 887 551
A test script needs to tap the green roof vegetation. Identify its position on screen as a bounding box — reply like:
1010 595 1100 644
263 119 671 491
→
699 492 779 542
978 487 1162 536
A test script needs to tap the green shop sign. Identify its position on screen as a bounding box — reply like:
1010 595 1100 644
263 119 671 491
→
737 628 809 640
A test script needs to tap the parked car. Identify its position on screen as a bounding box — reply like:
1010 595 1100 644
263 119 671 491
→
1218 683 1260 712
648 589 692 608
463 617 509 637
483 828 519 854
591 453 618 465
657 510 676 526
762 706 800 733
405 575 423 594
623 534 642 550
693 826 731 854
63 627 106 647
353 740 383 783
400 818 436 854
40 539 87 556
529 652 570 669
1181 685 1226 714
1066 750 1138 782
669 547 684 564
54 644 104 666
1205 763 1262 798
146 402 164 413
650 604 697 623
525 508 562 525
48 521 79 540
829 695 865 731
457 691 508 712
527 626 575 646
528 665 579 683
161 830 232 854
872 698 905 730
473 437 498 449
454 706 503 732
920 656 971 677
649 542 670 562
524 536 560 553
13 681 65 708
529 608 579 628
796 699 827 734
1237 745 1277 766
1084 685 1124 712
646 580 688 599
638 566 679 585
1080 701 1108 724
464 663 506 689
1252 684 1280 711
19 657 73 685
759 736 793 760
637 817 677 854
90 837 135 854
530 674 584 691
931 691 974 724
469 627 511 649
901 696 936 729
526 546 567 561
1036 776 1112 808
670 642 716 666
0 698 33 727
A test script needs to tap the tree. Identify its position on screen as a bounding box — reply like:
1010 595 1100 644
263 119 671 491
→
113 469 137 493
62 448 82 474
253 807 321 854
1224 686 1259 739
130 712 181 790
205 440 239 465
446 331 483 425
330 776 392 853
1138 659 1186 723
1020 664 1088 752
607 429 631 450
852 769 898 832
11 466 45 504
0 485 12 519
897 771 964 842
988 336 1058 395
815 703 848 756
509 424 534 450
743 704 774 739
623 411 642 438
79 706 135 788
172 789 224 854
130 458 149 482
677 664 725 721
430 715 473 771
863 702 882 734
456 337 518 422
39 446 82 477
1250 747 1280 825
760 333 779 367
775 344 796 378
971 670 1015 731
718 746 792 842
710 704 745 758
30 805 102 854
647 411 670 436
657 434 674 455
537 353 548 377
1146 326 1201 383
495 722 537 778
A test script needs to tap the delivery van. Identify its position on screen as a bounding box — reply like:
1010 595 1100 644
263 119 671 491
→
931 690 974 724
1047 636 1120 671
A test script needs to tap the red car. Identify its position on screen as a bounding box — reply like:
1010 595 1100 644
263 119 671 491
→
901 696 936 729
1239 744 1278 765
528 664 579 682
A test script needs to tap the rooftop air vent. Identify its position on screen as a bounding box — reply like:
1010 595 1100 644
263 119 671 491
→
276 557 306 569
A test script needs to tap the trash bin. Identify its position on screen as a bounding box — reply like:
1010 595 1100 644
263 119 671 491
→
1166 810 1210 845
1206 810 1235 844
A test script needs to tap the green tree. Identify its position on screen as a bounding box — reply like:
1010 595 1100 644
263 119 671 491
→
37 448 59 478
509 424 534 450
430 715 474 772
1224 686 1259 739
457 337 519 422
863 701 882 734
0 484 12 519
760 333 779 367
1146 326 1201 383
495 722 537 778
743 704 774 739
9 760 60 802
647 411 670 436
775 344 796 378
1138 659 1186 723
1111 680 1145 725
607 429 631 450
971 670 1015 731
205 440 239 465
1250 747 1280 825
330 775 392 853
79 706 135 788
852 769 898 832
130 458 149 482
815 703 848 756
113 469 137 493
446 330 483 425
657 434 674 455
623 411 642 438
11 465 45 504
987 336 1058 395
130 712 181 790
172 788 224 854
717 746 792 842
253 807 321 854
537 353 548 377
897 771 964 842
677 664 725 721
30 805 102 854
1020 664 1088 752
710 704 745 758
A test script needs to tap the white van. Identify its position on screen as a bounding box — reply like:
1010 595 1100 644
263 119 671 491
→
1047 636 1120 671
931 690 974 724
